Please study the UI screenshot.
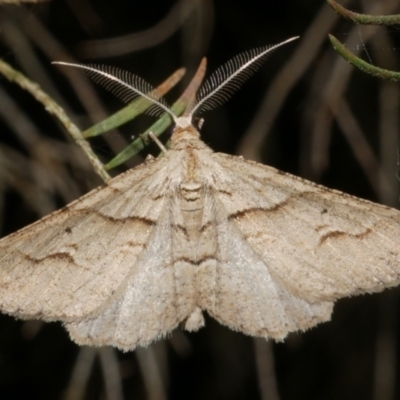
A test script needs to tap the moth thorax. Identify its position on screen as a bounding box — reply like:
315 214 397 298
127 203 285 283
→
170 125 200 144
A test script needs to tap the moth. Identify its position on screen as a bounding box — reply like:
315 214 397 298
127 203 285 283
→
1 36 400 352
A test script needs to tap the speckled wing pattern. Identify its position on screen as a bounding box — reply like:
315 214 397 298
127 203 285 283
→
0 125 400 351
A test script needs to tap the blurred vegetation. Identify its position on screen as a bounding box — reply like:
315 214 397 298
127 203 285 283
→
0 0 399 399
328 0 400 81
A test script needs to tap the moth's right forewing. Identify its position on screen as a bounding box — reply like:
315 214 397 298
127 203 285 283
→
0 157 170 321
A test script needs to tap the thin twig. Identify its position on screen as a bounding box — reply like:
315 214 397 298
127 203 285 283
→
236 0 353 161
0 0 49 3
332 98 385 195
0 84 85 203
327 0 400 25
306 0 399 184
0 59 111 182
254 339 280 400
329 34 400 82
76 0 198 58
136 346 168 400
63 347 97 400
10 5 128 156
99 347 124 400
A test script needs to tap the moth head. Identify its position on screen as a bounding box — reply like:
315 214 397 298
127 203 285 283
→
175 115 193 129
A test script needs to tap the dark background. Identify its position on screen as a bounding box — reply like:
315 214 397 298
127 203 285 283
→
0 0 399 399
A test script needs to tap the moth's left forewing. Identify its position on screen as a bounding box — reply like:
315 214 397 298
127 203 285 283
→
66 193 196 351
211 153 400 304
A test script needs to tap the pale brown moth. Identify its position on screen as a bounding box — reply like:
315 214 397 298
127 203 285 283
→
1 37 400 351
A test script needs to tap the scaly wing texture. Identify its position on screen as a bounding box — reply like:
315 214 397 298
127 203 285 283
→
201 210 334 339
0 156 172 321
195 179 333 340
211 153 400 309
65 194 196 350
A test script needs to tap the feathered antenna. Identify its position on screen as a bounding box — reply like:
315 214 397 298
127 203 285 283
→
52 62 178 123
53 37 299 130
184 36 299 120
